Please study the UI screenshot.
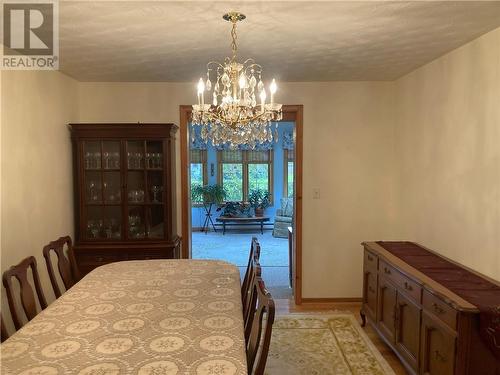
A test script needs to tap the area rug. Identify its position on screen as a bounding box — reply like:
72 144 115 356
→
265 313 396 375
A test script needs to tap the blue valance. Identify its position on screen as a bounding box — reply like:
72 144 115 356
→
190 124 274 151
282 131 294 150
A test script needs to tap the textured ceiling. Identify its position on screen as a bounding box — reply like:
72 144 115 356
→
56 1 500 82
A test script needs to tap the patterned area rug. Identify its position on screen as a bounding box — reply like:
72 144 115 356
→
266 314 396 375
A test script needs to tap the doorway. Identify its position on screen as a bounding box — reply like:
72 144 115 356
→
180 105 303 304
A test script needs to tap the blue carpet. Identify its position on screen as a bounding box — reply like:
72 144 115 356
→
193 231 292 297
192 231 289 267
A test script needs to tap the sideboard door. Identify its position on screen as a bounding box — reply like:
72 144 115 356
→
377 277 397 344
420 312 456 375
395 291 421 372
363 269 378 321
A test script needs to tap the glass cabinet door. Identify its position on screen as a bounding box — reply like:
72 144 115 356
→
125 140 165 240
83 140 122 240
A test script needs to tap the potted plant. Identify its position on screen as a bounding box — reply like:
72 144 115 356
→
248 189 270 217
191 184 226 232
191 184 226 206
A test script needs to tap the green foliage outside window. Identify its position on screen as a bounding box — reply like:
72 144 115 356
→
248 164 269 193
287 161 294 197
222 164 243 201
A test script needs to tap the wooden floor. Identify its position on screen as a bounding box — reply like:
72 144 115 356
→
275 298 409 375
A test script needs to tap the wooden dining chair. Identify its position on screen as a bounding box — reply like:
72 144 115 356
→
2 256 48 330
245 275 275 375
43 236 80 298
244 262 262 341
1 312 9 342
242 238 261 312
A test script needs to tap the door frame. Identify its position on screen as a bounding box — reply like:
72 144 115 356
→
179 104 304 304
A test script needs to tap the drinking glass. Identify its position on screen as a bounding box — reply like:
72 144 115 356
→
103 152 110 169
93 152 101 169
151 185 162 203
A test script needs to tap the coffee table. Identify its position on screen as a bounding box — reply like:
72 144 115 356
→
216 216 270 235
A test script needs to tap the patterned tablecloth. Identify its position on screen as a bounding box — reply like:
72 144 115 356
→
1 260 248 375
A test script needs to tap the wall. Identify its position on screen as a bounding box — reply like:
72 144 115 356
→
190 122 295 228
78 81 397 298
1 70 79 331
394 27 500 280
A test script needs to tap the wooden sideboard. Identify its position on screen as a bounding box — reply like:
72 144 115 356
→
361 241 499 375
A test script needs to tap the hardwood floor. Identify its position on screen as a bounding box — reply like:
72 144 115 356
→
274 298 409 375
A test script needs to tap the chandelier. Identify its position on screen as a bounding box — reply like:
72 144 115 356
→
191 12 282 149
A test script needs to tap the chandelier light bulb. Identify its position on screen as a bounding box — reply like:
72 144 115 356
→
239 74 247 89
260 89 267 114
270 79 277 94
197 78 205 94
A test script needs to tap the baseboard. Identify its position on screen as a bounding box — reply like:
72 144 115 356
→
301 297 363 303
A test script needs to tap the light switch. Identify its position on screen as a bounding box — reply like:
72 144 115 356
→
313 188 320 199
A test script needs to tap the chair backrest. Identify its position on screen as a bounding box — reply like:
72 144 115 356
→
1 312 9 343
241 237 261 304
43 236 79 298
280 198 294 217
244 262 262 341
2 256 48 330
246 275 275 375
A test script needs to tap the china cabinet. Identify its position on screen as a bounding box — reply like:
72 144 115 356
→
70 123 180 275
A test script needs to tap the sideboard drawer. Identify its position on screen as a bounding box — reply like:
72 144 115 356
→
423 290 457 330
364 249 378 271
379 260 422 303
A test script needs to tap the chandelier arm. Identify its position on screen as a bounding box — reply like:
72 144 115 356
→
207 61 224 70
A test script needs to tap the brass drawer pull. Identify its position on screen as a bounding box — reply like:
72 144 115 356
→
432 303 445 315
384 267 391 275
403 281 413 291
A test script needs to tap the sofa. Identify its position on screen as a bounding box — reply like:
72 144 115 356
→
273 198 293 238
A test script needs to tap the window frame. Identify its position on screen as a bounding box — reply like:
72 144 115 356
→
190 149 208 207
217 150 273 204
283 149 294 198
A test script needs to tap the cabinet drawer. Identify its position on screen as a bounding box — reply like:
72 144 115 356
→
379 260 422 303
364 249 378 272
77 253 122 264
422 290 457 330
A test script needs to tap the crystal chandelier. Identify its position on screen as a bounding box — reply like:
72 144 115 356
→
192 12 282 149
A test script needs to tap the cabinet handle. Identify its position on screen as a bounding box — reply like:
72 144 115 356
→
434 350 447 362
367 255 374 261
404 281 413 291
432 303 445 315
384 267 391 275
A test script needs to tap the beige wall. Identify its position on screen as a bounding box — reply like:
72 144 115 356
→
78 81 398 298
394 27 500 280
1 70 79 330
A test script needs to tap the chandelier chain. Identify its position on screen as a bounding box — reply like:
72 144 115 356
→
230 21 238 61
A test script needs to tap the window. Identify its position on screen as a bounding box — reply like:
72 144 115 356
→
218 150 273 202
190 149 207 191
284 149 294 198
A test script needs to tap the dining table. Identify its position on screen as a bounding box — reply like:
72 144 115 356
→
1 259 248 375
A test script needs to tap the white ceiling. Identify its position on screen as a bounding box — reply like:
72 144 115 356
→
57 1 500 82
